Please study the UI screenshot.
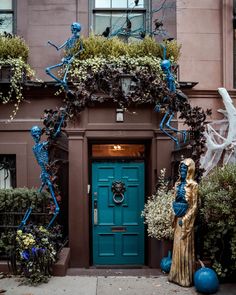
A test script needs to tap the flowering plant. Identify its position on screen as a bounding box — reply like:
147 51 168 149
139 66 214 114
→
0 33 35 120
142 168 174 240
15 224 61 285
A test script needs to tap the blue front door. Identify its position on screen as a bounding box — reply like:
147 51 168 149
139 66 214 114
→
92 162 145 265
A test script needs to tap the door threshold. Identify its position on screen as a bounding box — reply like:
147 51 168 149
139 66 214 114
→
91 265 147 269
67 267 162 277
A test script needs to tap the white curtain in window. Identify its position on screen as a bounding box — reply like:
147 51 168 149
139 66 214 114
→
0 168 11 189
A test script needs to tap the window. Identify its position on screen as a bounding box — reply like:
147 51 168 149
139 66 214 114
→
92 144 145 158
0 0 15 34
92 0 146 40
0 155 16 189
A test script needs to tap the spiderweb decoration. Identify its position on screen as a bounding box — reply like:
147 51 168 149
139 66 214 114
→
200 88 236 176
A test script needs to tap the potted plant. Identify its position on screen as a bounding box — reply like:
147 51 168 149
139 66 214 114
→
199 164 236 280
142 168 174 267
0 33 34 119
14 224 62 285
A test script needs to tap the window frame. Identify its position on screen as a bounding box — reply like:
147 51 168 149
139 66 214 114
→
0 0 16 34
91 0 147 37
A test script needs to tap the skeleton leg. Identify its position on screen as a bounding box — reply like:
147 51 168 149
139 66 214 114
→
46 180 60 229
45 62 64 85
18 207 32 229
160 111 180 145
61 63 71 91
166 113 187 144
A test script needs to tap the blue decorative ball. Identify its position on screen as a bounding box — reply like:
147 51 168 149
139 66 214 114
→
194 267 219 294
160 251 172 273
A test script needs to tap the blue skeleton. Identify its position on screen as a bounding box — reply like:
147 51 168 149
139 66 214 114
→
19 126 60 229
155 46 187 146
45 22 83 90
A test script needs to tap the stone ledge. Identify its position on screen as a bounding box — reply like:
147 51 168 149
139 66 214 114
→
0 260 9 273
52 247 70 277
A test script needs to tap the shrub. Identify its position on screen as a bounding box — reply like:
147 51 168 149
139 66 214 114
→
0 33 29 61
142 168 174 240
199 164 236 278
0 33 34 119
0 187 51 257
70 35 181 63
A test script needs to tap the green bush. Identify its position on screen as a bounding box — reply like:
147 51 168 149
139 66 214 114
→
142 168 174 240
0 34 34 119
0 34 29 61
0 187 50 213
199 164 236 278
70 35 181 63
0 187 51 256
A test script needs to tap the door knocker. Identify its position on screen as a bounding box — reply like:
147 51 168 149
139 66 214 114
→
111 181 126 204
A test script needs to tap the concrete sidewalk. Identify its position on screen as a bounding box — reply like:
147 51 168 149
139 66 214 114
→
0 275 235 295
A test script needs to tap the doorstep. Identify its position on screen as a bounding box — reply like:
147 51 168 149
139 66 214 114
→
67 267 162 277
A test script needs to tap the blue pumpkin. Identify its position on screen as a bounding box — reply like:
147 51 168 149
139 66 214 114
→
194 262 219 294
160 251 172 273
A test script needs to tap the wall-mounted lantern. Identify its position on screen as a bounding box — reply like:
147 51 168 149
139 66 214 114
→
116 108 124 122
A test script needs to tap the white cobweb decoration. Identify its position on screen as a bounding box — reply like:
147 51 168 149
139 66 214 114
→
200 87 236 176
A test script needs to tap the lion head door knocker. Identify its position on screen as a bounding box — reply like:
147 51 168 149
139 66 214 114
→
111 181 126 204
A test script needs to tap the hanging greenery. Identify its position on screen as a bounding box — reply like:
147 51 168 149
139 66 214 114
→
0 33 35 120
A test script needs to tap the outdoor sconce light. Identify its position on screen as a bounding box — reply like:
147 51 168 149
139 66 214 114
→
116 108 124 122
120 74 133 96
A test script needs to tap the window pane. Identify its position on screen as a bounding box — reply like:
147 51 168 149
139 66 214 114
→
95 0 111 8
0 0 12 10
0 13 13 33
112 0 127 8
92 144 145 158
111 12 144 36
94 12 111 35
128 0 144 8
111 13 126 35
130 13 144 31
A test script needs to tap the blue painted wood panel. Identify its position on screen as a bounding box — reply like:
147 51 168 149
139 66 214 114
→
92 162 145 265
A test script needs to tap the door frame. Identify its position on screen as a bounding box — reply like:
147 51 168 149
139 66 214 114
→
88 140 152 266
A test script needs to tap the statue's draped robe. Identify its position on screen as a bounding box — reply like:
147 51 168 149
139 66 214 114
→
168 160 198 287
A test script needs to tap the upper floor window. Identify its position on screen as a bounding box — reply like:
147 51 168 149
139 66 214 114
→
92 0 146 39
0 0 14 34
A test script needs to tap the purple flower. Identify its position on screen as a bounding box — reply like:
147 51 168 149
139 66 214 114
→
38 248 46 254
21 250 30 260
31 247 38 255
